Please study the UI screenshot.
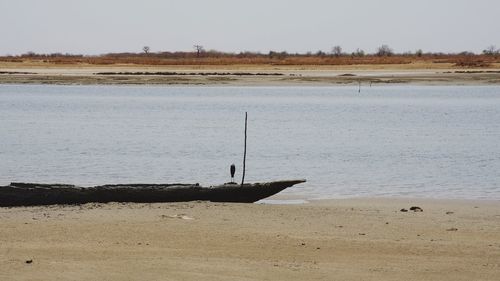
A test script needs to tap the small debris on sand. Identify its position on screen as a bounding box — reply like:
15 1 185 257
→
446 211 454 215
400 208 408 212
410 206 423 212
162 214 194 220
25 259 33 264
446 228 458 232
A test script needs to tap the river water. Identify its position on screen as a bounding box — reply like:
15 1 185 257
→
1 84 499 200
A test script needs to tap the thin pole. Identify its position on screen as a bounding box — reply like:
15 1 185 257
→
241 112 248 186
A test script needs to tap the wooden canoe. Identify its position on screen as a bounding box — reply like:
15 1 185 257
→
0 179 306 207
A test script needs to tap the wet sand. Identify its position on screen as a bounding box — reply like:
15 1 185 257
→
1 62 500 85
1 198 499 280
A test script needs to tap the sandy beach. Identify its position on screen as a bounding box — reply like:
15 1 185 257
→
1 62 500 86
1 198 499 281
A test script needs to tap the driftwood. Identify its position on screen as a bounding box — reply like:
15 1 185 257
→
0 180 306 207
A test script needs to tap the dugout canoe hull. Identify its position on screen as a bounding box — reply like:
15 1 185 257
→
0 179 306 207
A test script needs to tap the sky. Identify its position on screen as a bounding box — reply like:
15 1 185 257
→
1 0 499 55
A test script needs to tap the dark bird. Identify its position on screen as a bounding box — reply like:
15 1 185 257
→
230 164 236 183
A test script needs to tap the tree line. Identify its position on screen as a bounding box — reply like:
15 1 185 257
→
1 44 498 67
4 44 500 59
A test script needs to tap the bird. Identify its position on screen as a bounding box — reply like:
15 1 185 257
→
230 164 236 183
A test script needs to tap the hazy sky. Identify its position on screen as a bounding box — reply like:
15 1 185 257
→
1 0 499 55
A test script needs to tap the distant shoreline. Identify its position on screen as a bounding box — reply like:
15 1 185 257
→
1 62 500 86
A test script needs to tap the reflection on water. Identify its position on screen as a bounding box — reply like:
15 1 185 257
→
1 85 499 200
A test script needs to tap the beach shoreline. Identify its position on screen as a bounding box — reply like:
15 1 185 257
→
1 197 499 281
2 63 499 280
1 62 500 86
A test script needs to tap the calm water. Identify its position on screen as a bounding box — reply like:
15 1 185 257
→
1 84 499 200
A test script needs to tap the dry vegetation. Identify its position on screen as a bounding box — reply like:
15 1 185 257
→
2 49 500 86
1 50 499 67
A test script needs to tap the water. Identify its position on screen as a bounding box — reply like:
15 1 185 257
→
1 84 499 200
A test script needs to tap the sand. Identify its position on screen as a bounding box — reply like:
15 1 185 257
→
1 198 499 280
1 62 500 85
